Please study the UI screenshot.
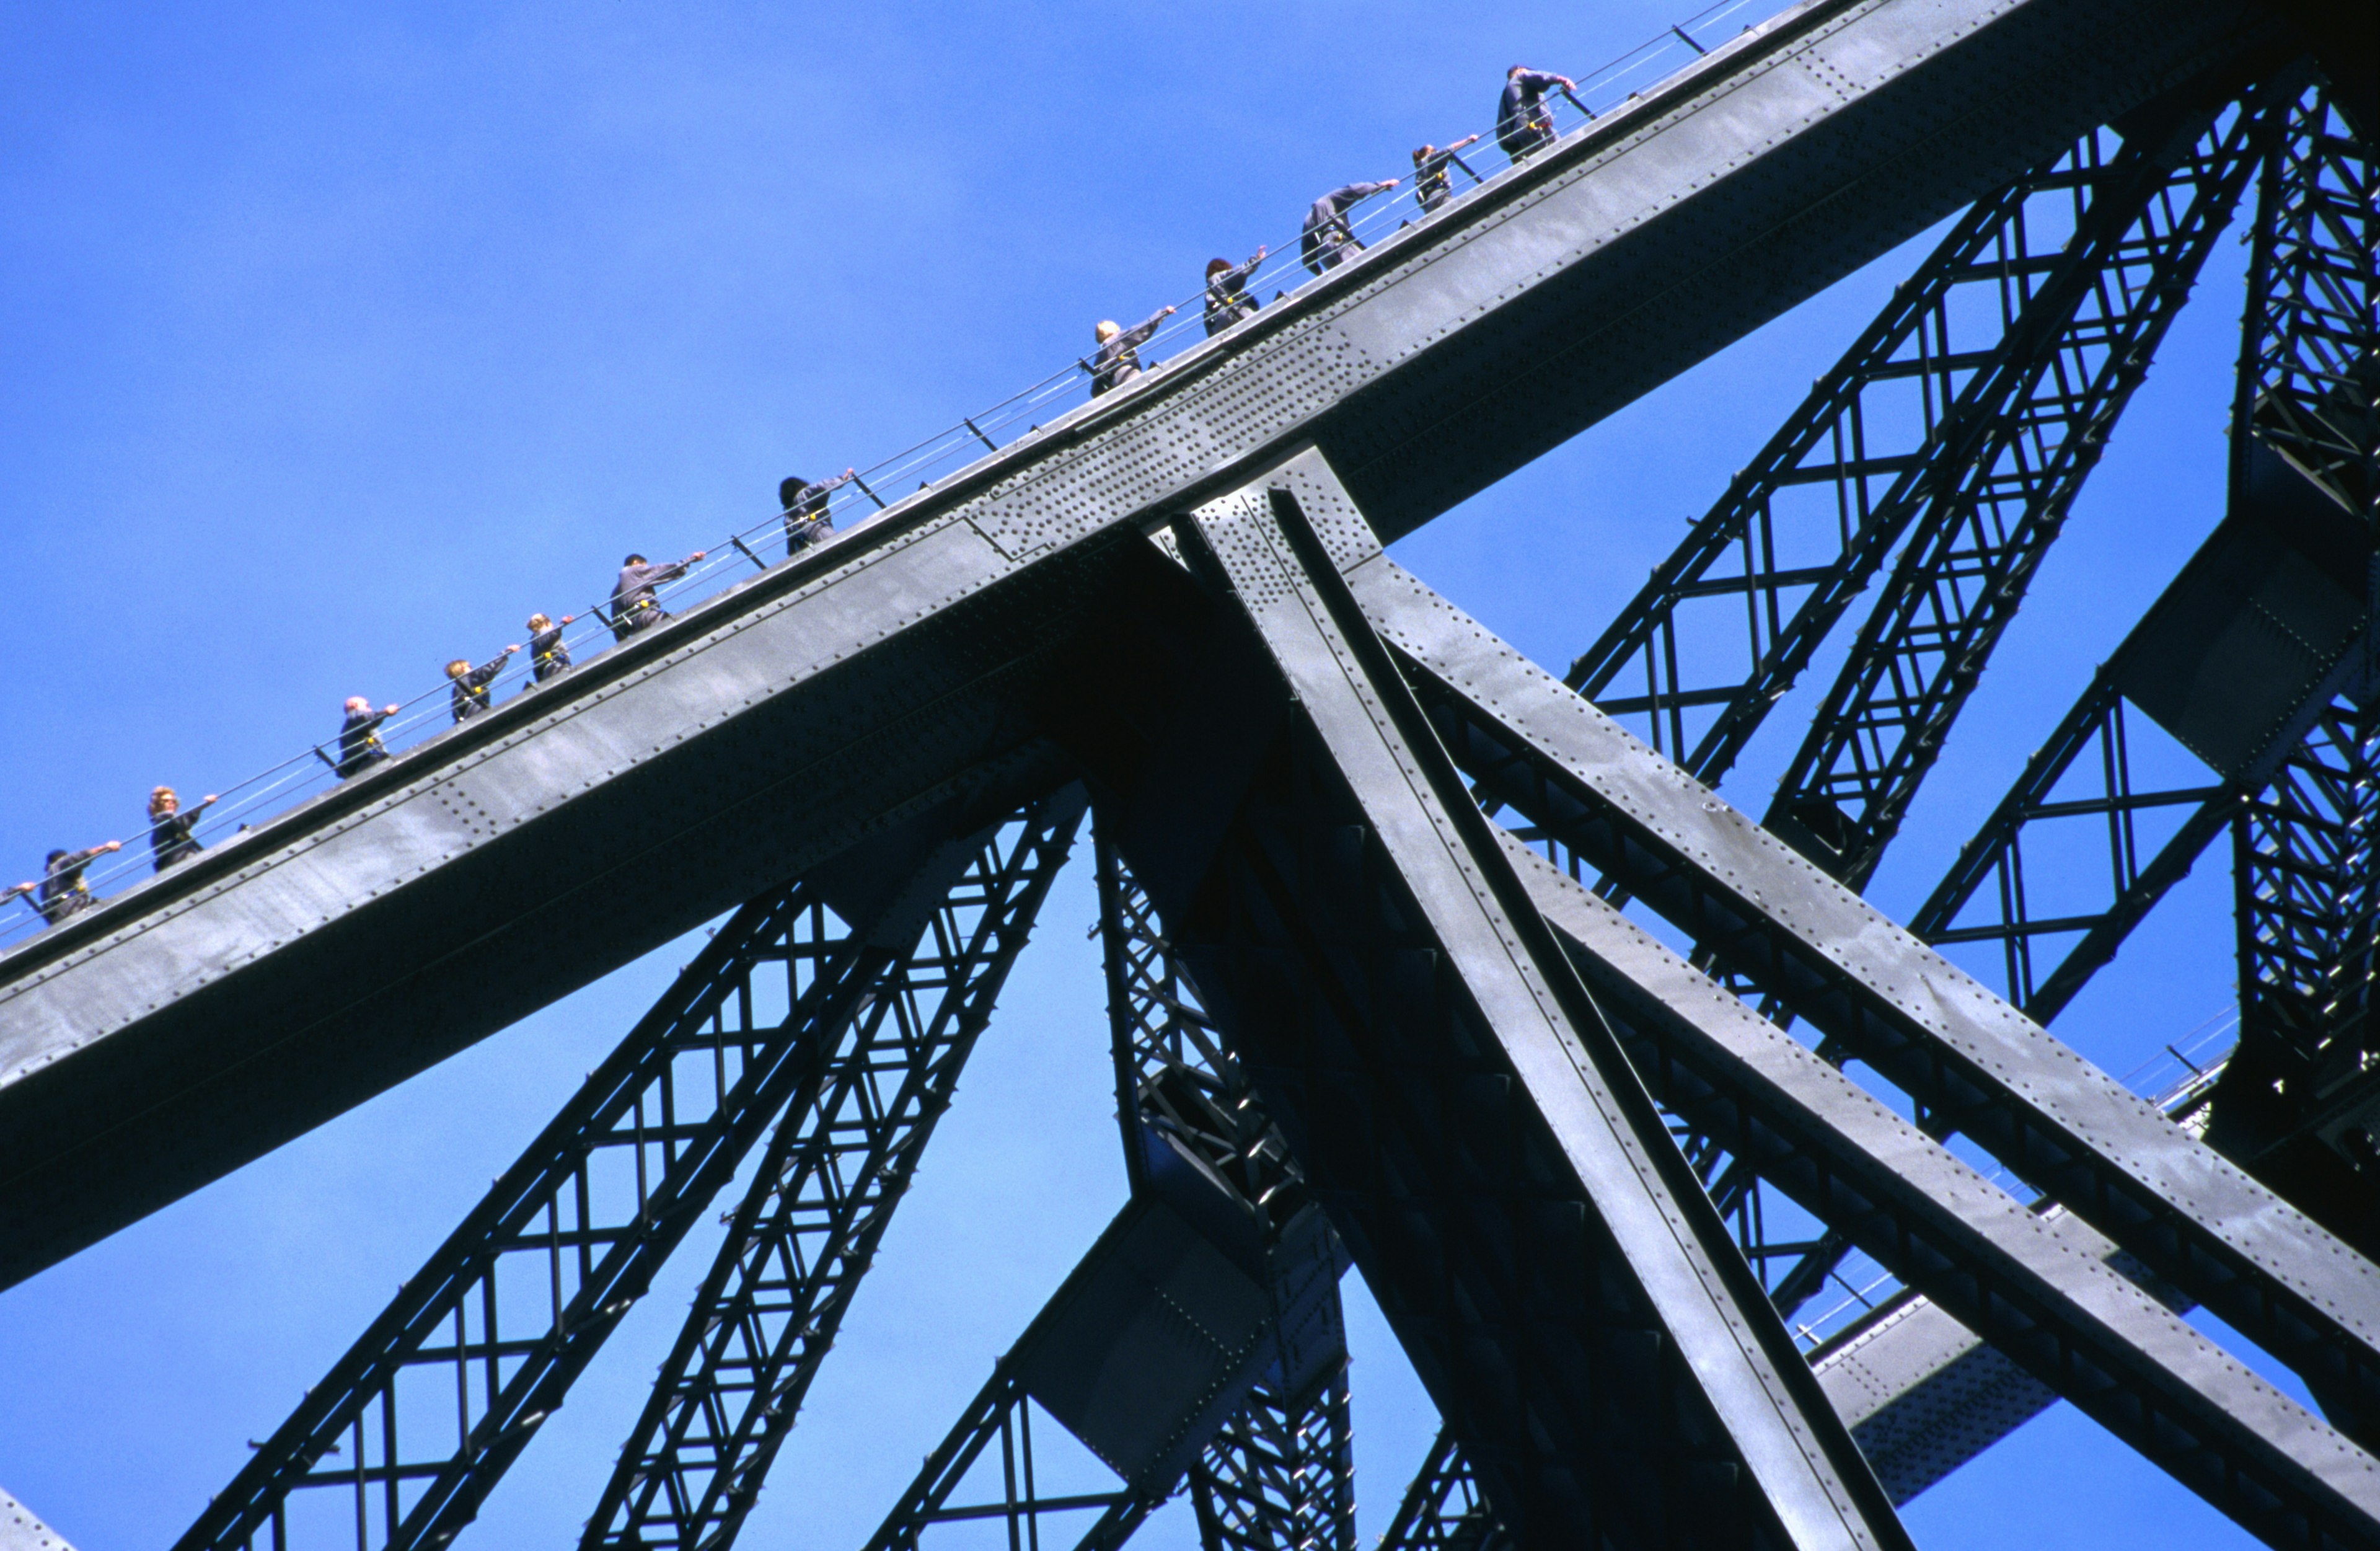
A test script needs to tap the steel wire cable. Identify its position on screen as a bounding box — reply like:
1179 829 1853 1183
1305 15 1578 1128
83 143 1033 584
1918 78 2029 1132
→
1 0 1775 945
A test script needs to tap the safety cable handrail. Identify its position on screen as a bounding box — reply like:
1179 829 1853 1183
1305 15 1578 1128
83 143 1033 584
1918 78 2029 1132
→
2 0 1784 948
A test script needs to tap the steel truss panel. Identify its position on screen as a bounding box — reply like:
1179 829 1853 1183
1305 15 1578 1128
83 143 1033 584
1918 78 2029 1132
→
861 1364 1157 1551
2218 697 2380 1234
857 1193 1276 1551
578 790 1083 1550
1121 454 1909 1548
0 0 2285 1289
1188 1367 1355 1551
1566 71 2273 828
1094 832 1358 1551
1909 667 2236 1022
172 798 1073 1551
1729 81 2378 1408
2244 86 2377 527
1355 553 2380 1438
1373 1429 1505 1551
1501 828 2380 1545
1756 80 2281 885
1537 71 2286 1345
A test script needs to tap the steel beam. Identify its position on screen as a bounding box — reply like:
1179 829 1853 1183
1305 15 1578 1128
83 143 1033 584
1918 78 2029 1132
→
0 1487 77 1551
2217 697 2380 1247
2240 85 2376 529
858 1361 1158 1551
0 0 2288 1288
1357 552 2380 1438
1502 829 2380 1547
856 1190 1343 1551
1106 453 1910 1547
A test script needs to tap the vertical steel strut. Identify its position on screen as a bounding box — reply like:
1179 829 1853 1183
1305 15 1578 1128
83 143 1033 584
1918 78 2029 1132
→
1187 1368 1356 1551
1095 830 1357 1551
578 790 1085 1550
853 827 1354 1551
2217 698 2380 1239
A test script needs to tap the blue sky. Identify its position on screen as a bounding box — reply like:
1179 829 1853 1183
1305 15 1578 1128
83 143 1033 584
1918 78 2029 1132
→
0 3 2290 1547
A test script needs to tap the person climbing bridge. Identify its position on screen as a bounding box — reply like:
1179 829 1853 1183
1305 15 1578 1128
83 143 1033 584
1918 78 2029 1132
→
526 614 575 683
611 551 707 641
1301 179 1400 274
338 697 400 779
781 469 856 558
147 787 218 872
9 839 124 926
1412 134 1483 212
1497 65 1574 162
1090 306 1176 395
1204 247 1268 336
446 645 520 723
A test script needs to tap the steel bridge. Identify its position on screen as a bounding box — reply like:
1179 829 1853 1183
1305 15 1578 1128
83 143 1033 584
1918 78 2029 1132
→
1 0 2376 1545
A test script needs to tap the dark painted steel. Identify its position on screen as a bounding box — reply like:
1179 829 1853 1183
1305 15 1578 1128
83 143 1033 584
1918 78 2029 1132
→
1756 80 2280 886
1092 829 1357 1551
858 1361 1157 1551
577 792 1083 1551
1502 831 2380 1545
174 863 894 1550
1355 552 2380 1438
2217 698 2380 1250
856 1185 1350 1551
1564 82 2252 789
2241 85 2376 526
1541 73 2282 1328
1114 454 1911 1547
0 0 2285 1288
1373 1431 1508 1551
1188 1368 1355 1551
1758 76 2376 1335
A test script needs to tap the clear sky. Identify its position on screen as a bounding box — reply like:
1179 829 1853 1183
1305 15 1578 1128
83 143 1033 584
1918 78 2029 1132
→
0 2 2293 1547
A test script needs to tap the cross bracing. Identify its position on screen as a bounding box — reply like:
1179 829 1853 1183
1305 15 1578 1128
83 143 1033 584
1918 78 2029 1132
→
6 2 2379 1549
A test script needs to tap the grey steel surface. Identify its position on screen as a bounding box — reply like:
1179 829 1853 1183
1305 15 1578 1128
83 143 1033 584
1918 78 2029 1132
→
2113 443 2375 784
1134 453 1907 1547
1499 829 2380 1543
1353 552 2380 1434
0 0 2280 1289
0 1490 74 1551
1814 1289 2063 1505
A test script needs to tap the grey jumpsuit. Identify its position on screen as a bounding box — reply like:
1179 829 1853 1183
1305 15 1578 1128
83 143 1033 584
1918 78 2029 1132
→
1302 183 1390 274
1090 308 1169 395
338 707 393 779
1498 70 1563 161
781 471 855 557
1204 255 1264 336
612 557 695 640
450 652 510 722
